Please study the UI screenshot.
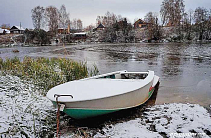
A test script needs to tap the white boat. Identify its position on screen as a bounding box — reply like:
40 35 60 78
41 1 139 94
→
47 70 160 119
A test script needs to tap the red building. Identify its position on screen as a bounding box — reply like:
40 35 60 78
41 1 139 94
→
133 19 149 29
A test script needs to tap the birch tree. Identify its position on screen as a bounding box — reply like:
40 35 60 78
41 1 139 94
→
45 6 59 34
59 5 70 29
31 6 45 29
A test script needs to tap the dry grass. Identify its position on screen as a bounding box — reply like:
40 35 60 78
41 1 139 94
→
0 57 99 95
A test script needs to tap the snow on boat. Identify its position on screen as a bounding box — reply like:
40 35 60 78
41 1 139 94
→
47 70 160 119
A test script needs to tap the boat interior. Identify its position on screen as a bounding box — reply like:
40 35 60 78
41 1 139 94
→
98 72 148 80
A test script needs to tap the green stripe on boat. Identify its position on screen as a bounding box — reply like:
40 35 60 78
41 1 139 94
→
63 108 119 119
148 88 154 98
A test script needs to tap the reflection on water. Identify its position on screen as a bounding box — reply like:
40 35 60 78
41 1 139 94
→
0 43 211 108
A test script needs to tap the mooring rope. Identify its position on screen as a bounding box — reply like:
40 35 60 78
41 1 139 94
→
54 94 73 138
56 96 60 138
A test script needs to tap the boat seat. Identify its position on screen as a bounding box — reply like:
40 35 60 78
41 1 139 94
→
115 74 121 79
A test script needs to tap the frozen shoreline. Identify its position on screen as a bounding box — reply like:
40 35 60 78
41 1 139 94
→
0 75 211 137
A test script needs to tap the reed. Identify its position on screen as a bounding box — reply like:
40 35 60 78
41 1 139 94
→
0 57 99 95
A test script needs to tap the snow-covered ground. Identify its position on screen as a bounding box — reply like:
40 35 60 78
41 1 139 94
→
95 103 211 138
0 75 211 138
0 75 54 137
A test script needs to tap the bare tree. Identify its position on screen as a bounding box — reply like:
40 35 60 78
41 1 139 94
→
45 6 59 34
31 6 45 29
194 7 208 40
160 0 185 41
104 11 117 27
84 24 95 32
77 19 83 30
69 18 83 30
96 11 117 27
182 9 193 40
207 10 211 40
59 5 70 29
144 12 162 40
160 0 185 26
72 18 77 29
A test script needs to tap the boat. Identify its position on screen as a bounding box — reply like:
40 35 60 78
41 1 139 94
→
47 70 160 119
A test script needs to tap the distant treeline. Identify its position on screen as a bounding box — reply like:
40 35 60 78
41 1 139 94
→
88 0 211 43
14 0 211 44
31 5 82 34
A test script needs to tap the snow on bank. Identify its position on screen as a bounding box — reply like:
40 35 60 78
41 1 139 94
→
95 103 211 138
1 75 211 138
0 75 54 137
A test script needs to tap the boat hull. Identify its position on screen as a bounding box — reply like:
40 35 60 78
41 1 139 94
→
54 82 156 119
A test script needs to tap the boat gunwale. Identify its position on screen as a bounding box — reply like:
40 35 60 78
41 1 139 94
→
81 70 127 80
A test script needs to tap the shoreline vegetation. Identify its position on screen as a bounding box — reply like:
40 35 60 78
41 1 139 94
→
0 57 99 94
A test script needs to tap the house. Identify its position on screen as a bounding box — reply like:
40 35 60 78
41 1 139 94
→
58 23 70 34
10 26 25 34
73 32 87 40
70 32 87 42
93 23 105 31
0 28 10 35
58 28 69 34
133 19 149 29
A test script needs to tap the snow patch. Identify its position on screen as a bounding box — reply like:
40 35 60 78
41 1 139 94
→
0 75 54 137
95 103 211 138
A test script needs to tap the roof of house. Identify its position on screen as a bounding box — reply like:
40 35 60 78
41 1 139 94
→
134 19 148 25
74 32 86 35
70 32 86 35
10 26 25 31
97 23 105 28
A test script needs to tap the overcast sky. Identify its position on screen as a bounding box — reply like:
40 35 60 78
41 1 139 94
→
0 0 211 29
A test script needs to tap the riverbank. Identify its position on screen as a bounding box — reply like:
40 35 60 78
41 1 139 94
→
1 41 211 48
0 75 210 137
1 33 211 48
